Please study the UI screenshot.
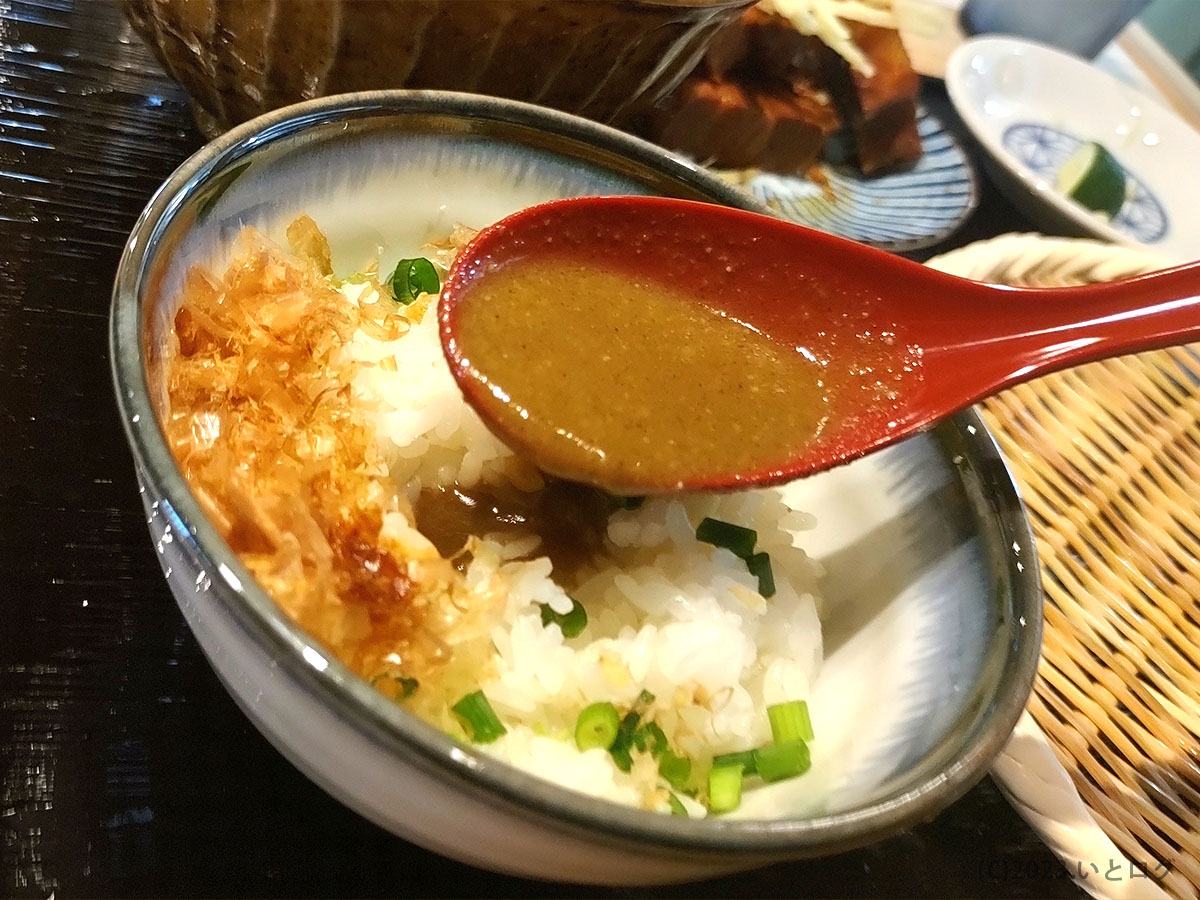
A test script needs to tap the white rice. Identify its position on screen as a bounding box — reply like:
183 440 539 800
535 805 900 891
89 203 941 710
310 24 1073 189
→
344 280 825 813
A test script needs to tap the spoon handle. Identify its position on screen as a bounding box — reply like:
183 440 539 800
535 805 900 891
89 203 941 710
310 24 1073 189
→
926 261 1200 403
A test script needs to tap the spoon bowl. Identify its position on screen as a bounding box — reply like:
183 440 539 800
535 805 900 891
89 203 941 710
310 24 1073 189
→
440 196 1200 492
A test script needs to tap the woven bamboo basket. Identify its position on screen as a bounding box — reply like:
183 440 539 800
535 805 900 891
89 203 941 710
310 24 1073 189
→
926 235 1200 900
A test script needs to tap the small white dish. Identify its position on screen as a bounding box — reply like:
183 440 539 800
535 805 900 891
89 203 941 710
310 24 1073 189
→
945 36 1200 264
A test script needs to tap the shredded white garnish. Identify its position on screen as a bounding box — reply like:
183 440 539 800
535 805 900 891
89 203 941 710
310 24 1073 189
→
756 0 897 77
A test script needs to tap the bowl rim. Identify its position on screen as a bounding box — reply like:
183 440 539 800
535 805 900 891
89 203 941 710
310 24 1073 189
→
944 35 1196 254
110 89 1042 856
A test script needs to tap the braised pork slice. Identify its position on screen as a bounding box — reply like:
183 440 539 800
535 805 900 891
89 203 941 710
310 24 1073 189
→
651 74 838 172
645 6 923 178
820 21 921 174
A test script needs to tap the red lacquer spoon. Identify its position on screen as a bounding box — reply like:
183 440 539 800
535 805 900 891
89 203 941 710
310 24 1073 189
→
440 196 1200 493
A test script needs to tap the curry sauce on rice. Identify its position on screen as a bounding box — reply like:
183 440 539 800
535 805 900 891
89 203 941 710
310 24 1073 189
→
165 216 825 816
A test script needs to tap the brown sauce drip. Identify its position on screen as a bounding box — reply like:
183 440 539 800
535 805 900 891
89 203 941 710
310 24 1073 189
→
414 478 616 582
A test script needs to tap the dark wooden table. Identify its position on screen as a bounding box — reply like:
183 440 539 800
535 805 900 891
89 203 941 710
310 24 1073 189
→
0 1 1084 896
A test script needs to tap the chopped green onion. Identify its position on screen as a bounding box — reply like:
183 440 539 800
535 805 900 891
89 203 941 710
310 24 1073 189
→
707 763 744 814
452 690 507 744
387 257 440 305
767 700 813 744
752 741 811 783
633 720 667 756
607 692 663 771
658 751 692 790
712 749 758 776
696 517 758 558
574 702 621 751
539 597 588 638
746 551 776 598
630 721 692 789
608 710 642 772
667 793 689 817
695 519 777 596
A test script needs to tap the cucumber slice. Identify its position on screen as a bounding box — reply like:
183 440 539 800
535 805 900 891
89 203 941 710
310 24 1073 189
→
1055 141 1126 220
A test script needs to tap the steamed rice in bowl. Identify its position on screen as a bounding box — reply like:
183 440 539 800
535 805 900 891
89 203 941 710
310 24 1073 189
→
165 213 829 817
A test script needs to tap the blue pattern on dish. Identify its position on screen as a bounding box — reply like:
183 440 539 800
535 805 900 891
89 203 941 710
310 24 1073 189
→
740 106 978 252
1002 122 1168 244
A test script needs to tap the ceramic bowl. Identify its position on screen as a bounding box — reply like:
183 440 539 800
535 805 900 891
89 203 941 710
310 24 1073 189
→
120 0 751 137
945 36 1200 264
110 91 1041 884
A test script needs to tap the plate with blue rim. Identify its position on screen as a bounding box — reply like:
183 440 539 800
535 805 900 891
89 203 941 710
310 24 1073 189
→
721 105 979 253
945 35 1200 265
